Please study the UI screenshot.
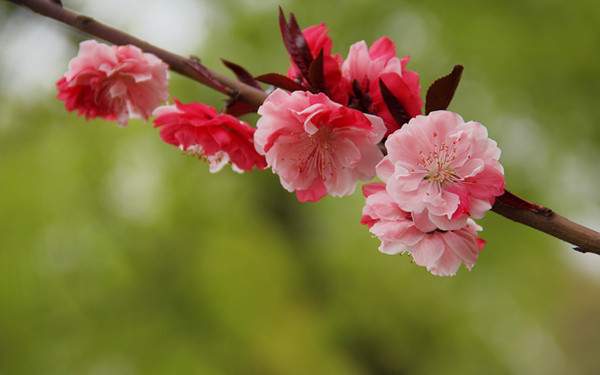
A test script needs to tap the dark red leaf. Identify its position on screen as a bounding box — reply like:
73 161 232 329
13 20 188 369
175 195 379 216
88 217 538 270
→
308 49 326 93
495 190 553 216
187 57 230 95
278 7 313 81
379 78 410 127
425 65 464 114
349 79 371 112
221 59 262 90
255 73 306 92
225 98 258 117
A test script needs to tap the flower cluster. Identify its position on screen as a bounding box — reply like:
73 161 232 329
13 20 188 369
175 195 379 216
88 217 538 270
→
58 41 264 173
257 22 504 275
56 12 506 276
258 20 422 202
362 111 504 276
282 23 421 134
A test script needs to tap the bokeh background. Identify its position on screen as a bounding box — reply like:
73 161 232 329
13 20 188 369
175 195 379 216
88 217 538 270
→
1 0 600 374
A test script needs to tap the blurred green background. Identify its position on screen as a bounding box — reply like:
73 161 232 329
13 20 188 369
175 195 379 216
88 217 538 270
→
1 0 600 374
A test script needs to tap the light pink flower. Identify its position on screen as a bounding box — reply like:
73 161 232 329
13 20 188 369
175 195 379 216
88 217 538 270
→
377 110 504 227
255 89 386 202
153 100 267 173
342 37 422 134
361 183 485 276
57 40 169 126
286 23 350 105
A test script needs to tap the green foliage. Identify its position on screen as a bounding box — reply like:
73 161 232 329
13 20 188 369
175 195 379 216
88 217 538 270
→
1 0 600 373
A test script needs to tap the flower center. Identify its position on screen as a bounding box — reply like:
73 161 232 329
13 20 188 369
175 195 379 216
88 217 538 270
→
298 128 335 177
424 166 460 184
311 126 333 147
419 142 461 185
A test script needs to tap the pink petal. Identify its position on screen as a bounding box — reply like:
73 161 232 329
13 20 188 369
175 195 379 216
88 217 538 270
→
296 179 328 202
410 234 445 268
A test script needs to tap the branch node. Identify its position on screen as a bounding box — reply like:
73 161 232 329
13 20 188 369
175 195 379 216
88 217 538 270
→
228 88 241 100
535 207 554 217
573 246 591 254
75 15 94 27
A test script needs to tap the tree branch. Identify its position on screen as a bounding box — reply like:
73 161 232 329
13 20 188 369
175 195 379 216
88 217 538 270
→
7 0 268 107
492 194 600 254
6 0 600 255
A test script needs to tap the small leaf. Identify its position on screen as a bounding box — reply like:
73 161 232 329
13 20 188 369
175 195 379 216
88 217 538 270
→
187 57 230 95
495 190 553 216
225 98 258 117
308 49 326 93
379 78 410 127
278 7 313 81
425 65 464 114
255 73 306 92
221 59 262 89
349 79 371 112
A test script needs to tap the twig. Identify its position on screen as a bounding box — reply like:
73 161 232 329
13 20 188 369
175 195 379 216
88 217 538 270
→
492 194 600 254
6 0 600 255
7 0 268 107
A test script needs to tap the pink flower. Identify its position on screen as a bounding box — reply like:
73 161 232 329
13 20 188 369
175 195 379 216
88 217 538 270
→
57 40 169 126
377 111 504 227
287 24 349 104
153 100 267 173
361 183 485 276
255 89 386 202
342 37 422 133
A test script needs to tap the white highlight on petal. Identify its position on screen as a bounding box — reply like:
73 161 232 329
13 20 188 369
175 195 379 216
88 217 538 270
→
206 151 230 173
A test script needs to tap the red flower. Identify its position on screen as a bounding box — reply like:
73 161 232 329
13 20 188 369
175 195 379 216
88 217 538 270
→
342 37 422 134
153 100 266 173
286 23 350 104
